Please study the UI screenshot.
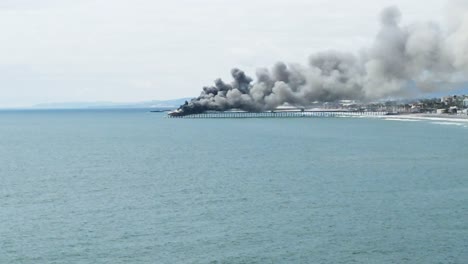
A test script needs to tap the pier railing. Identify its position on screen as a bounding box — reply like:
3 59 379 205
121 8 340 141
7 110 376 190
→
168 111 388 119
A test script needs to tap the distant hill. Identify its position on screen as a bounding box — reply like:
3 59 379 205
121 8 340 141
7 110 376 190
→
32 98 193 109
26 85 468 110
422 87 468 98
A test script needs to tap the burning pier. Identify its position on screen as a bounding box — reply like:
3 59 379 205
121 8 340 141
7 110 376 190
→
167 110 388 119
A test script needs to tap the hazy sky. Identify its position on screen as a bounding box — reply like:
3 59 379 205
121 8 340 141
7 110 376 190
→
0 0 449 107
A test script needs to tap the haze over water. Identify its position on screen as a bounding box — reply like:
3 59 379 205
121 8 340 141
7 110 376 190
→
1 110 467 263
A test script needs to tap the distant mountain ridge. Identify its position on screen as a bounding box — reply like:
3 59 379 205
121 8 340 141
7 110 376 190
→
32 98 192 109
25 86 468 110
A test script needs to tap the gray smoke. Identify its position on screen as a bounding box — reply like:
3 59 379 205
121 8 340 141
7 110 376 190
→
173 4 468 116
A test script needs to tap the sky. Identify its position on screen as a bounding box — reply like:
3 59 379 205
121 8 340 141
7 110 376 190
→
0 0 450 107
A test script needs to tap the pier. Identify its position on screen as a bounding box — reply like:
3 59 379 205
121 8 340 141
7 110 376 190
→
168 111 388 119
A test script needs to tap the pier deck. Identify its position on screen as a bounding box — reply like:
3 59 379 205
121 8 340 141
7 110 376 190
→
168 111 388 118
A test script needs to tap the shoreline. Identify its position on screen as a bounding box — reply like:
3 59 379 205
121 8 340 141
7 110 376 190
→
379 113 468 123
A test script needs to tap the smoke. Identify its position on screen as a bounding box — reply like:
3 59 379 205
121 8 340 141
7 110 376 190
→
172 4 468 116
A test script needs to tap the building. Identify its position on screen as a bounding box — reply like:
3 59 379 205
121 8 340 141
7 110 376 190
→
449 106 458 114
410 105 421 113
464 98 468 107
441 96 454 105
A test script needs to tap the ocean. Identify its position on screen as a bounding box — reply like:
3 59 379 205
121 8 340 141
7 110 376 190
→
1 109 467 263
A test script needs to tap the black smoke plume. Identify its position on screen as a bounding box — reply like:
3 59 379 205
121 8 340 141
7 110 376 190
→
171 4 468 116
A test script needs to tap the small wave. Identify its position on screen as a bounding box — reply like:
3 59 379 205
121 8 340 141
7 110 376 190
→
384 118 420 122
431 122 465 126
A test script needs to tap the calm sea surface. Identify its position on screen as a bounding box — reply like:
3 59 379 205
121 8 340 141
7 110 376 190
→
1 109 467 263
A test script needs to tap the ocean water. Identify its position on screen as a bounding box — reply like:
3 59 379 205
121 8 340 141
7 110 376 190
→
1 109 467 264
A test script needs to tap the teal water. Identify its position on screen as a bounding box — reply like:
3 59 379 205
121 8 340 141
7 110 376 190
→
1 110 467 263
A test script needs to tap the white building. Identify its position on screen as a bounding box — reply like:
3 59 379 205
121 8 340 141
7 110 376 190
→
464 98 468 107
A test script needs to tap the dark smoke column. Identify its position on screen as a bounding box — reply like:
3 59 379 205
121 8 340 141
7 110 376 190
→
169 68 258 117
168 100 210 117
